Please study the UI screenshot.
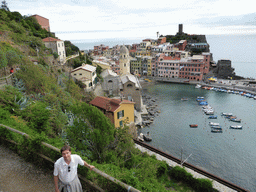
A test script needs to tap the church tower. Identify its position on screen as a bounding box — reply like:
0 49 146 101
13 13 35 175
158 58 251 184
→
119 45 130 75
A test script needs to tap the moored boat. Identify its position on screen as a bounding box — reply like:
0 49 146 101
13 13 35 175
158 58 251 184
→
143 132 152 141
208 115 217 119
230 125 243 129
230 118 242 123
209 122 219 126
189 124 198 128
138 133 144 142
221 112 233 116
195 84 201 88
181 97 188 101
211 128 223 133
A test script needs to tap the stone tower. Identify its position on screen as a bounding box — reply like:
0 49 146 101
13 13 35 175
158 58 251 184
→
119 45 130 75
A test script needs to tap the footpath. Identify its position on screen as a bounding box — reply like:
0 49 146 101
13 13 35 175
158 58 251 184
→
0 145 54 192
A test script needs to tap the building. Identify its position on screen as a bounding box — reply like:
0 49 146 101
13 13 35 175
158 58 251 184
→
157 56 180 78
119 45 130 75
89 96 135 128
42 37 66 63
101 69 120 96
31 14 50 31
93 44 109 55
71 64 97 90
120 74 142 111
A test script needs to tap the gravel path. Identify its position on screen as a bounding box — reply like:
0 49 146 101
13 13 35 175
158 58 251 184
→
0 145 55 192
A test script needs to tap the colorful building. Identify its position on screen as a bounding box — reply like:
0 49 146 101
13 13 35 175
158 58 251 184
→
89 96 135 128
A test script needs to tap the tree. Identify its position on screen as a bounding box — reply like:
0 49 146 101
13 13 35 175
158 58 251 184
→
1 0 9 11
66 102 115 163
6 50 20 67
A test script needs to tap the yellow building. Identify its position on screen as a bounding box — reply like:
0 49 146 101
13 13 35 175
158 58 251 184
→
89 96 135 128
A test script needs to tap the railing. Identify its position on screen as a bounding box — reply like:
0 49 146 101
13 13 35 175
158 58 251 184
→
0 124 141 192
0 73 13 88
133 139 249 192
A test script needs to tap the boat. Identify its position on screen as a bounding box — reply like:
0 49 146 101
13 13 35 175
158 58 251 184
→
221 113 233 116
205 110 214 115
189 124 198 128
195 84 201 88
199 101 208 105
181 97 188 101
211 128 223 133
210 125 222 129
230 125 243 129
208 115 217 119
138 133 144 142
143 132 152 141
209 122 219 126
230 118 242 123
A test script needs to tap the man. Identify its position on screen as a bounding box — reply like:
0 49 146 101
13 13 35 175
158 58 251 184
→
53 145 95 192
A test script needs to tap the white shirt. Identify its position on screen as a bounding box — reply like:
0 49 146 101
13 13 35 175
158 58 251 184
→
53 154 84 183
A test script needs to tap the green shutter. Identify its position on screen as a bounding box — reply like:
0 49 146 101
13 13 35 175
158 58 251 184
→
122 110 124 117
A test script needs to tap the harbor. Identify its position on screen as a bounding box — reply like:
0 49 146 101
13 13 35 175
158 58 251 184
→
138 82 256 191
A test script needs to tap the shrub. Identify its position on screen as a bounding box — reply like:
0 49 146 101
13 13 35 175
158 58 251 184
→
156 161 169 177
21 101 50 133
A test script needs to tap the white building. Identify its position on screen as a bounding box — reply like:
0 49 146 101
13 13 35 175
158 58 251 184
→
42 37 66 63
71 64 97 90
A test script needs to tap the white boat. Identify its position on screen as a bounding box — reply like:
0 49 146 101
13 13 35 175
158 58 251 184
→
209 122 219 126
195 84 201 88
230 125 243 129
138 133 144 142
221 113 233 116
205 110 214 115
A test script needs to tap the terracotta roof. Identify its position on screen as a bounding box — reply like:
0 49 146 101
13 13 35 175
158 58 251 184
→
42 37 62 42
89 96 134 112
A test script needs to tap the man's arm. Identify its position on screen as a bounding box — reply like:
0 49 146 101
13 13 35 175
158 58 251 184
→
83 160 95 170
54 175 60 192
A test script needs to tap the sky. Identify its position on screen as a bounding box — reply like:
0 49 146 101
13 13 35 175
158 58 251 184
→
6 0 256 42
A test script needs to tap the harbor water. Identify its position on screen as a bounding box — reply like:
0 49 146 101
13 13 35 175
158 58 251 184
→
140 83 256 191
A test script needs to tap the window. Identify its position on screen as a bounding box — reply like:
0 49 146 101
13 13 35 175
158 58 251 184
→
117 110 124 119
127 84 133 87
119 120 123 127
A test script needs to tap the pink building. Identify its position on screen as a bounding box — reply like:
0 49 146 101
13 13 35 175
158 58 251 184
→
179 53 210 81
157 56 181 78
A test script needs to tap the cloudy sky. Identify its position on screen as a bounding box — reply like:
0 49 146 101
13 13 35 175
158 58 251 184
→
7 0 256 42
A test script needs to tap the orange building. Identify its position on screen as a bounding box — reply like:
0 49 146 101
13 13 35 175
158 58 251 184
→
31 14 50 31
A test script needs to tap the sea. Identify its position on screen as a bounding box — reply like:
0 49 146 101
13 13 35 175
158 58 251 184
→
74 35 256 191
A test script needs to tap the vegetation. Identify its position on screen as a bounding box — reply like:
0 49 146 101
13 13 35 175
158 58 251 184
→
0 7 217 192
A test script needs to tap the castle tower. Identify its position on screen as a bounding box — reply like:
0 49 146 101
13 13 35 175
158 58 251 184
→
119 45 130 75
178 24 183 35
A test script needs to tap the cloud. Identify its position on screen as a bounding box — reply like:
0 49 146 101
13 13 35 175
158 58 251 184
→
9 0 256 40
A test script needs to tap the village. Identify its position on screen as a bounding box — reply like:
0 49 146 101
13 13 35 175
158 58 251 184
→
25 15 242 135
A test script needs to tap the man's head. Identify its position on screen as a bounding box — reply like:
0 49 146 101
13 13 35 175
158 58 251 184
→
61 145 71 163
